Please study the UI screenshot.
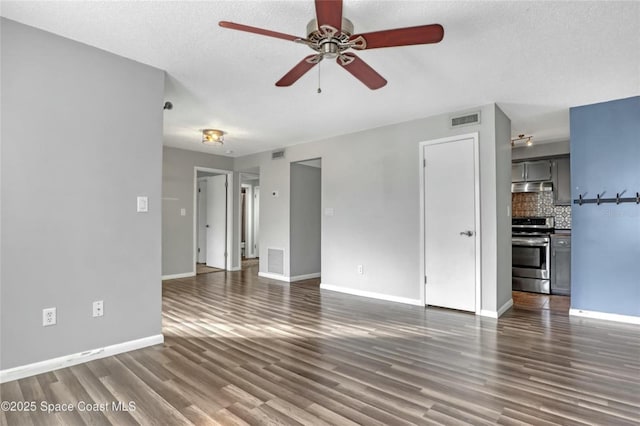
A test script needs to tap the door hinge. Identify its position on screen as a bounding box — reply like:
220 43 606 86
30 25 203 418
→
225 181 228 188
198 188 201 193
424 275 427 284
423 159 426 167
198 248 200 253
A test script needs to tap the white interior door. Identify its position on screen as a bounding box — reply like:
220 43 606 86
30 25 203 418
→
197 179 207 263
424 137 477 312
206 175 227 269
253 187 260 256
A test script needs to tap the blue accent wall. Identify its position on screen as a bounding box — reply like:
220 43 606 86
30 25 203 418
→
570 96 640 317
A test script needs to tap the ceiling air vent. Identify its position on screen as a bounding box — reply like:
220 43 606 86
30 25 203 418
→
451 111 481 128
272 149 285 160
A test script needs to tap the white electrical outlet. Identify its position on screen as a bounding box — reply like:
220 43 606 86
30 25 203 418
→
93 300 104 317
42 307 56 326
357 265 363 275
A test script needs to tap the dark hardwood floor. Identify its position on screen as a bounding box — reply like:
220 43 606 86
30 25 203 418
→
512 291 571 314
2 264 639 425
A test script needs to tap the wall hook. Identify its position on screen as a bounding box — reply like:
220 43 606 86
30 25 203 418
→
616 193 621 205
579 194 584 206
596 193 601 205
636 192 640 204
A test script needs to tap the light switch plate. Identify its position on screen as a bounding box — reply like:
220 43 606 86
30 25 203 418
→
180 208 186 216
137 196 148 212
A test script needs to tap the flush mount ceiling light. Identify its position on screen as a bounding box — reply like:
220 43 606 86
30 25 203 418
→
511 134 533 148
202 129 225 145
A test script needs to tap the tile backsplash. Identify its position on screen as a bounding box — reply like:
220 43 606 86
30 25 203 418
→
512 192 572 229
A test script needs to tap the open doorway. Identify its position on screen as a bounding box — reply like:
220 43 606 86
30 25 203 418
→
195 167 233 275
289 159 321 282
240 172 260 270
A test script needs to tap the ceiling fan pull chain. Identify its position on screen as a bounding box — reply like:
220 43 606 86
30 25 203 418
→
317 62 322 94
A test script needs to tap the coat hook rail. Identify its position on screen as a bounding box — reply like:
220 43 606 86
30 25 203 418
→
573 192 640 205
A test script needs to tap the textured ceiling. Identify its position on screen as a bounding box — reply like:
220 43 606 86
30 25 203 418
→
2 1 639 157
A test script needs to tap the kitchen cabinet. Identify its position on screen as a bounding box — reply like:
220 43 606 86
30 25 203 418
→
511 163 526 182
550 235 571 296
511 160 552 183
552 156 571 205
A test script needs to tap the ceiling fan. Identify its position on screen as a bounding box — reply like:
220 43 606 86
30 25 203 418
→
219 0 444 90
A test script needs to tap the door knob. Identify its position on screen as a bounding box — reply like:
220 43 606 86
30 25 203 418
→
459 230 474 237
206 225 210 228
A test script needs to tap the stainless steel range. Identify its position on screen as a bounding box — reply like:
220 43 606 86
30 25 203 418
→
512 217 554 294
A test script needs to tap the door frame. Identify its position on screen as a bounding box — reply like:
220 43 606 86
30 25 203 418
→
418 132 481 314
196 177 208 263
193 166 234 271
253 186 260 258
241 183 255 258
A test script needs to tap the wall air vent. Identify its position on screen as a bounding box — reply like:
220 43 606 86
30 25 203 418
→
272 149 285 160
451 111 481 128
267 248 284 275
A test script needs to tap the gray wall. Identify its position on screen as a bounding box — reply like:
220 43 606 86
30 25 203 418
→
235 104 510 312
0 19 165 369
495 106 514 310
290 163 321 277
162 146 237 276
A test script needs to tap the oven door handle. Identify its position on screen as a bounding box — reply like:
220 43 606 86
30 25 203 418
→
512 238 549 247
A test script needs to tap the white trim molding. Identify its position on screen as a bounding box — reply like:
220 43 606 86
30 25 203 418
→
320 283 423 306
290 273 321 282
258 272 290 282
0 334 164 384
162 272 196 281
258 272 320 283
480 298 514 318
569 308 640 325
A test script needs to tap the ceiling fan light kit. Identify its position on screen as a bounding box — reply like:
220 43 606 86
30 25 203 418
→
219 0 444 90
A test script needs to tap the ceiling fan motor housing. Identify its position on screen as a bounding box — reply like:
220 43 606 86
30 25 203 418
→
306 18 354 39
306 18 355 58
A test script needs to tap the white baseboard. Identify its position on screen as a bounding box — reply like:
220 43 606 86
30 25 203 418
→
0 334 164 384
569 308 640 325
162 272 195 280
228 266 242 272
258 272 320 283
320 283 423 306
479 298 513 319
498 298 514 317
290 272 321 282
258 272 290 282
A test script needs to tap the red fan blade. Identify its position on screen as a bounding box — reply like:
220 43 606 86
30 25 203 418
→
219 21 301 42
276 55 322 87
336 53 387 90
350 24 444 50
315 0 343 33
